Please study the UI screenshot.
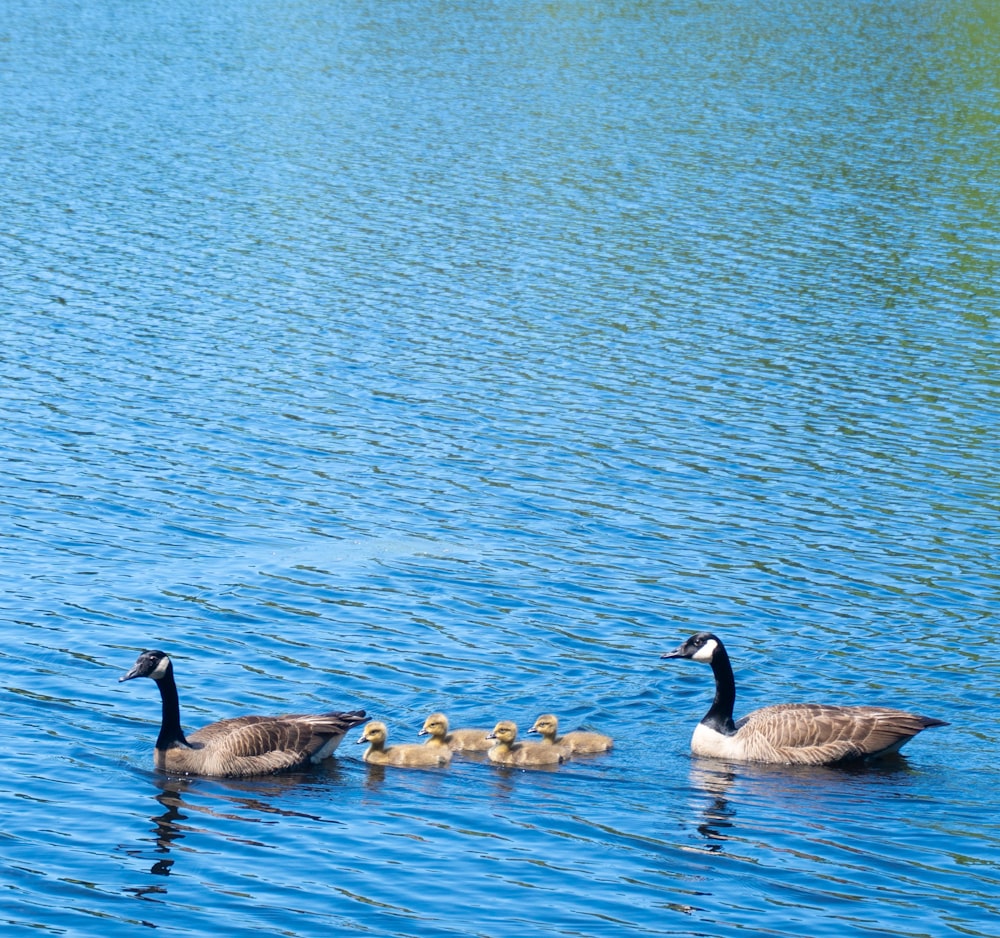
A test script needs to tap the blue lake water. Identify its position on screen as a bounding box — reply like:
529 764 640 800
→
2 0 998 935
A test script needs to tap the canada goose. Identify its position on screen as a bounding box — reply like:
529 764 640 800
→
119 649 367 777
418 712 493 751
528 713 613 754
662 632 949 765
486 720 567 767
357 721 451 767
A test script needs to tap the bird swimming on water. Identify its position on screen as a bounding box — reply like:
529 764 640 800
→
486 720 567 767
528 713 613 754
418 712 493 752
357 720 451 767
119 649 367 778
661 632 948 765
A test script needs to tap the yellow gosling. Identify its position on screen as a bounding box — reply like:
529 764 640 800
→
419 712 493 752
357 721 450 767
529 713 613 754
486 720 566 767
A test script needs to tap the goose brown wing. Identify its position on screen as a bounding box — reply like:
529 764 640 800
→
189 710 367 757
740 704 937 765
191 717 317 757
187 714 275 745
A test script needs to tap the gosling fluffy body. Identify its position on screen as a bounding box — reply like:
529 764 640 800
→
358 721 451 767
529 714 613 754
119 649 366 778
662 632 948 765
418 712 493 752
486 720 566 767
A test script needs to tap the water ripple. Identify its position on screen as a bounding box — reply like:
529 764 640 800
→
3 0 998 935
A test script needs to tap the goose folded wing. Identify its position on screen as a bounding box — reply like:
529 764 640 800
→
742 704 928 764
851 708 938 754
190 715 331 756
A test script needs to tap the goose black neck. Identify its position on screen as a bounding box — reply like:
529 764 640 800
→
703 642 738 736
153 661 190 750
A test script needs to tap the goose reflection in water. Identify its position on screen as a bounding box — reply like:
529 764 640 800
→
686 753 923 857
688 765 738 851
120 770 343 889
119 787 186 896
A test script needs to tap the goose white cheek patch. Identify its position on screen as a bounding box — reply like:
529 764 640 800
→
692 639 718 663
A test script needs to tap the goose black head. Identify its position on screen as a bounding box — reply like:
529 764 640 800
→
120 649 172 683
661 632 722 663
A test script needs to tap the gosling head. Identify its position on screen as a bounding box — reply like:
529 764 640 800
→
120 649 172 683
357 721 388 746
528 714 559 738
419 713 449 737
661 632 721 664
487 720 518 745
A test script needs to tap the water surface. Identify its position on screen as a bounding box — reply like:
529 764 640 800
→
2 1 998 935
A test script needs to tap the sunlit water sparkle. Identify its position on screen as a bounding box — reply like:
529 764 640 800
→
2 0 998 936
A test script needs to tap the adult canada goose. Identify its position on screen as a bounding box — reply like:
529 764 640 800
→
486 720 567 767
528 714 613 754
418 712 493 752
357 721 451 767
119 649 367 778
662 632 948 765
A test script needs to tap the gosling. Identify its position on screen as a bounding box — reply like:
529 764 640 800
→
529 713 613 754
486 720 566 767
419 712 493 752
357 721 450 767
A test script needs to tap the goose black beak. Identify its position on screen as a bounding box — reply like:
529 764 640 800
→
119 665 143 682
660 645 685 660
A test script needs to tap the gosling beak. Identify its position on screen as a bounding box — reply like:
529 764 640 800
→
485 732 496 740
355 732 368 744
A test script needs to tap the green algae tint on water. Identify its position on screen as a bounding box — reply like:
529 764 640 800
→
1 1 997 935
